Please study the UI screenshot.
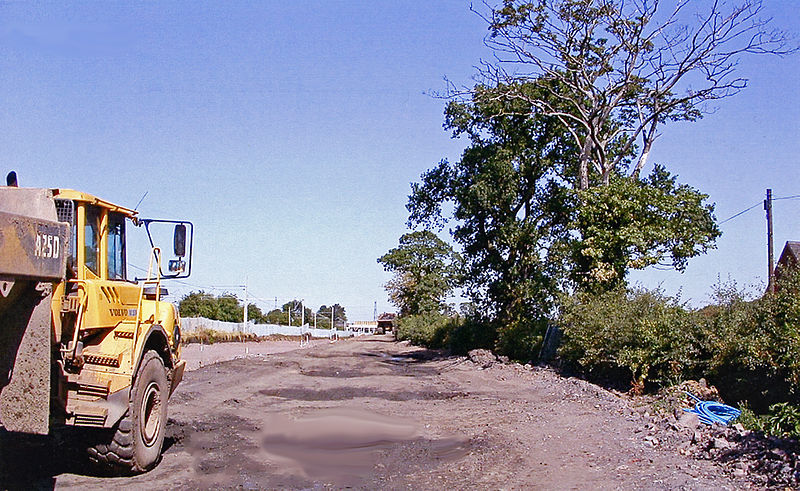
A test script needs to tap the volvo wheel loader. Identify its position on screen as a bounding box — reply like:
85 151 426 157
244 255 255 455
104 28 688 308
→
0 176 193 473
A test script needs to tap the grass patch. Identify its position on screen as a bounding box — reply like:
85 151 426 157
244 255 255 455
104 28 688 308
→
182 328 259 345
181 328 324 345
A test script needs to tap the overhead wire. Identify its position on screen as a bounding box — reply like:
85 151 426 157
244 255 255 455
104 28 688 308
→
717 192 800 226
717 201 761 225
774 194 800 201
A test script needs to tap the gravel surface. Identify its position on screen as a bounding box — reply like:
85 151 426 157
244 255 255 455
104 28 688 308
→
1 336 784 489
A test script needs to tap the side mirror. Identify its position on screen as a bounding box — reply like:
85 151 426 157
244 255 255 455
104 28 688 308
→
173 224 186 257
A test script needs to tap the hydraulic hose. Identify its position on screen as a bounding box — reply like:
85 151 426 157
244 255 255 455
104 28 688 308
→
683 391 741 425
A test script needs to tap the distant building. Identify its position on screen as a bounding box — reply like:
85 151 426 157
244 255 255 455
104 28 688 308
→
348 313 397 335
775 241 800 287
349 320 379 334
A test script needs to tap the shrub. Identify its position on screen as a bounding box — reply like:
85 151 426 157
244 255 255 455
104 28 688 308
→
395 313 455 349
765 402 800 438
447 317 496 355
494 317 548 362
556 273 800 405
395 313 495 354
698 276 800 410
738 401 800 439
559 287 701 393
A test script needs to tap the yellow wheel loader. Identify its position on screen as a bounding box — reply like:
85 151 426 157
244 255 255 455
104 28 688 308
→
0 177 193 473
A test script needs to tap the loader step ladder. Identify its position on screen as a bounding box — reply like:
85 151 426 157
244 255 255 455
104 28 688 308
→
132 247 162 369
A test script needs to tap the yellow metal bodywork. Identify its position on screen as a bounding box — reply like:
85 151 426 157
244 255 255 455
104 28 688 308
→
49 189 183 428
51 188 138 217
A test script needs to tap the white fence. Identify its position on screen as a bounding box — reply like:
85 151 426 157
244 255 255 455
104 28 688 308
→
181 317 356 339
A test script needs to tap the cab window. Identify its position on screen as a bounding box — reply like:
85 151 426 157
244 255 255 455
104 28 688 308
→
108 213 127 280
84 206 100 276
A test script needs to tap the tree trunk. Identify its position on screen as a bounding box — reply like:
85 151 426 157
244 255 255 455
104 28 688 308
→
579 139 592 190
632 136 653 179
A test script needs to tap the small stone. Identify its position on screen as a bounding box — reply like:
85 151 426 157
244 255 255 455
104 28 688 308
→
677 412 700 429
644 436 659 446
712 437 732 450
770 448 789 460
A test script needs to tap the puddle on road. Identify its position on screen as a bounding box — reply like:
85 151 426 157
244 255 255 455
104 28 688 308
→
300 368 369 378
361 350 439 363
260 408 468 485
259 386 468 401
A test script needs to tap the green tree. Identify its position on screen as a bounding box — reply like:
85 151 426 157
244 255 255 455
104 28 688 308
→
216 294 243 323
414 0 794 300
275 300 313 326
409 78 719 357
265 308 284 325
247 303 268 324
318 304 348 328
408 84 570 352
378 231 463 317
179 291 219 319
570 168 719 292
179 291 243 322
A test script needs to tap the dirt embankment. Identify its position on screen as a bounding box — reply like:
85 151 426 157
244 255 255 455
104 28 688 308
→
9 337 760 489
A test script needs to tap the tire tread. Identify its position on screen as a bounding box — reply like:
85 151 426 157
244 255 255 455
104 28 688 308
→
87 351 166 474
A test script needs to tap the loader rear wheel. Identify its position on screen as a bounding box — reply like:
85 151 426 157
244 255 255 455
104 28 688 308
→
88 351 169 474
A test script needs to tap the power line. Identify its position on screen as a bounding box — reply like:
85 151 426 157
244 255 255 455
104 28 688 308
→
774 194 800 201
718 201 762 225
717 192 800 226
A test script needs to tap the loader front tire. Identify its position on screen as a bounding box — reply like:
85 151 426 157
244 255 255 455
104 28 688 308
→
88 351 169 474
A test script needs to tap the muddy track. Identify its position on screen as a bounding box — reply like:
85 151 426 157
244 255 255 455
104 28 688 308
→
6 337 744 489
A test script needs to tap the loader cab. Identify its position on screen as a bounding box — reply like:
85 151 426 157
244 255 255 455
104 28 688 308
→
53 191 135 284
82 207 128 281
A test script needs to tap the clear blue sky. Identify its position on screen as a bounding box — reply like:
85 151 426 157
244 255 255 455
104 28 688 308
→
1 1 799 320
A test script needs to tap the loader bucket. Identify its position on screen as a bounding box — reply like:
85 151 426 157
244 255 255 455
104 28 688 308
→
0 188 69 434
0 281 52 434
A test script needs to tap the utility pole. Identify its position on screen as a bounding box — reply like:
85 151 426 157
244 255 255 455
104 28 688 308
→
765 188 775 294
301 300 305 327
373 301 377 321
288 303 292 326
331 305 335 330
242 278 248 334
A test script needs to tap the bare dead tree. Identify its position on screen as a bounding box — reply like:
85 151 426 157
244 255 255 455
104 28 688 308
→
468 0 795 189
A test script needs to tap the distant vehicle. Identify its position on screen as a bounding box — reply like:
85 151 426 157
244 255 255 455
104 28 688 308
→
0 175 193 473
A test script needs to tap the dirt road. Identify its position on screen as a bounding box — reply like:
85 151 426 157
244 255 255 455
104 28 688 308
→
20 336 746 489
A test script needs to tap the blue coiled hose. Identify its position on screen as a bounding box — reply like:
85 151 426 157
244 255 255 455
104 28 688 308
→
683 392 741 425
